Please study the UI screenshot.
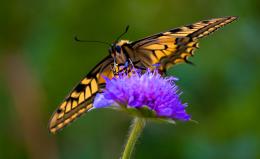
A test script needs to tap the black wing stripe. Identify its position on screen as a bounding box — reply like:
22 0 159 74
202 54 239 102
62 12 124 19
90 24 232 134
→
188 16 237 39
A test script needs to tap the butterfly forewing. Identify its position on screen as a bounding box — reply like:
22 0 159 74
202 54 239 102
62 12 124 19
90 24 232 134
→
130 16 237 71
169 16 237 39
49 56 114 133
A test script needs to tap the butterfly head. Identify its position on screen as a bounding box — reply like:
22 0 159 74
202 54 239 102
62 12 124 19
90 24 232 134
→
109 40 130 57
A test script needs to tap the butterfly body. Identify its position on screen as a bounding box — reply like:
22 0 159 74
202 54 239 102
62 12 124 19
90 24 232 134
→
110 40 131 67
49 16 237 133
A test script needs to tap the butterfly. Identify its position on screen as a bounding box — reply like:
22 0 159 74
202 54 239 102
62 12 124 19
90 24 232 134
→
49 16 237 133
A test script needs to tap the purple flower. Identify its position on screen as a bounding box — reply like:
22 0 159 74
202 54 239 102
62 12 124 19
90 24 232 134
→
93 69 190 121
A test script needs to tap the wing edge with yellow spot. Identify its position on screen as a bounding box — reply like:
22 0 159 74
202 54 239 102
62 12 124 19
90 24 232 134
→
48 56 114 134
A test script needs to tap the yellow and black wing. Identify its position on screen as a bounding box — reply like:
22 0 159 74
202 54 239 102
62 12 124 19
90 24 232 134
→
129 16 237 71
48 56 114 133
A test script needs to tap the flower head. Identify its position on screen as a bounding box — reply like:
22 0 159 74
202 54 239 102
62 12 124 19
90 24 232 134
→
93 69 190 121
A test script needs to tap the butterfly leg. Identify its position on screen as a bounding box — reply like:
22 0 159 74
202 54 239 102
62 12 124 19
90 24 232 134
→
111 57 120 75
127 58 137 73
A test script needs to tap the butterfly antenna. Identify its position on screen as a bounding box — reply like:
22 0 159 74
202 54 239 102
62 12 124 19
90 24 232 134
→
114 25 130 44
74 35 111 46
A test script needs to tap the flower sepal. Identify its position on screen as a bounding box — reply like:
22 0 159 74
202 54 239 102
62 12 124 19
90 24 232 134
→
121 105 156 118
113 105 176 124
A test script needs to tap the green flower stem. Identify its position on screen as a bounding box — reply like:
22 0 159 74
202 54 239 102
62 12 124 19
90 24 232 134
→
121 117 146 159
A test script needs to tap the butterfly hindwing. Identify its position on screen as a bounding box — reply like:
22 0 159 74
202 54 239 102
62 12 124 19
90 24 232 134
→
48 56 114 133
130 16 237 71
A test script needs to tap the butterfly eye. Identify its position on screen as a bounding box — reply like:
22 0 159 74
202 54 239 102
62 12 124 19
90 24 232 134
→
115 45 121 53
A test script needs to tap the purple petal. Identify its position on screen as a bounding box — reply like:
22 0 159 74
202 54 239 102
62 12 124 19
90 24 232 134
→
93 69 191 121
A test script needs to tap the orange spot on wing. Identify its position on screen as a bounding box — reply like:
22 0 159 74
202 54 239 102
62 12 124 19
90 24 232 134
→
155 50 166 59
86 104 93 109
91 80 98 93
78 93 85 104
71 91 80 98
85 86 91 99
72 100 78 109
81 78 91 84
57 112 64 119
65 101 71 113
174 59 184 64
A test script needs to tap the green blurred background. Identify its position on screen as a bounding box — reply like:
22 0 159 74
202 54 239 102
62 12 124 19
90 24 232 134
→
1 0 260 159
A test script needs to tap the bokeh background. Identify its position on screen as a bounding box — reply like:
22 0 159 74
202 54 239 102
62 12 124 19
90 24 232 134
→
1 0 260 159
